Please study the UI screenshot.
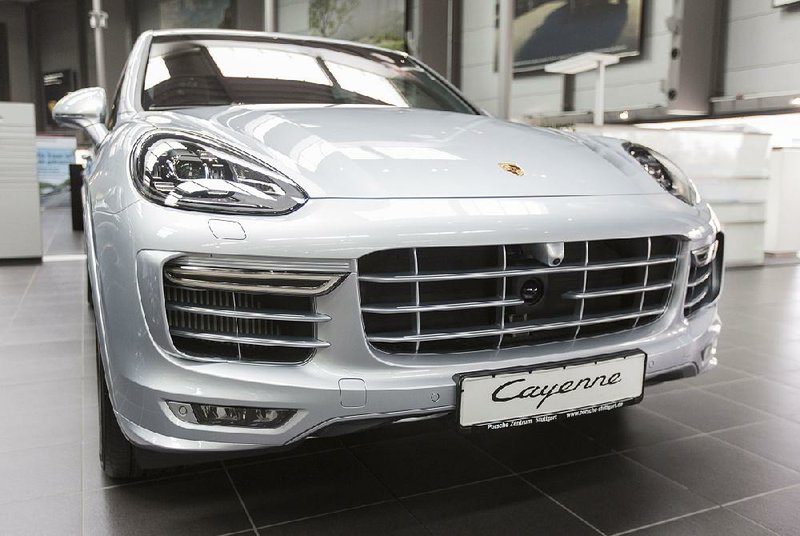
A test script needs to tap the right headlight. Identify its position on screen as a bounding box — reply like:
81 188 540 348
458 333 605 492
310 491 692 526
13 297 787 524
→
132 132 307 215
622 142 700 206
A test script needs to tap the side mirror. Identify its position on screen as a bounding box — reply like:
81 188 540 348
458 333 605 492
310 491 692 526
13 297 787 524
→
52 87 109 146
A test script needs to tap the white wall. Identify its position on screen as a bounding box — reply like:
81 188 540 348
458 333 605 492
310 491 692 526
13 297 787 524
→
461 0 800 120
461 0 675 118
724 0 800 96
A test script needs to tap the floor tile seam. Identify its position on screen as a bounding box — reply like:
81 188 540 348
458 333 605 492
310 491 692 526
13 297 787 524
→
721 482 800 507
221 461 260 536
608 505 721 536
8 263 41 323
701 433 800 478
515 451 620 476
252 498 399 532
466 437 607 535
618 439 800 508
722 506 783 536
698 383 800 416
88 463 225 492
617 451 721 502
222 445 346 470
340 442 436 534
395 473 514 501
638 389 774 426
344 427 450 449
630 403 707 434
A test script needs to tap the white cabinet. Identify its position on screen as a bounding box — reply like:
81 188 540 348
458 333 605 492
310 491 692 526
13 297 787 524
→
765 148 800 254
0 102 42 259
576 125 772 266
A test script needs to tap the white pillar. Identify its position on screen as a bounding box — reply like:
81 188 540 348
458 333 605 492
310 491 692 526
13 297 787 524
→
90 0 108 90
497 0 514 120
593 61 605 126
265 0 277 32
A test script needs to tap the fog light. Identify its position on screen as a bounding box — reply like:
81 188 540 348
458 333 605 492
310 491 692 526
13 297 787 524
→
167 401 295 429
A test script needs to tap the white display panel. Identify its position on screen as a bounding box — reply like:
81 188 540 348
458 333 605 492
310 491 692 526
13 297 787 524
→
0 102 42 259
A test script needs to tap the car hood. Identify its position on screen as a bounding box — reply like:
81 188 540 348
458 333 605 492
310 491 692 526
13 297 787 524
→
142 105 662 199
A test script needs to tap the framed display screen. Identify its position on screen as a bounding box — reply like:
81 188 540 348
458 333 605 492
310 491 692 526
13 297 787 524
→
773 0 800 7
512 0 644 73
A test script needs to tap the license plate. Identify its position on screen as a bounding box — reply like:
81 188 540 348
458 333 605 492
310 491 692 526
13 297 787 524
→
458 352 646 429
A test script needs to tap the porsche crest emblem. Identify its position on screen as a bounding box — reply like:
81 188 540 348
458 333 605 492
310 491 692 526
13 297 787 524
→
499 162 524 176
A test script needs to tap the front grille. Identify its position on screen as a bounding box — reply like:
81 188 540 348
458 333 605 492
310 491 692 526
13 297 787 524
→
163 258 345 363
684 233 724 316
358 237 680 355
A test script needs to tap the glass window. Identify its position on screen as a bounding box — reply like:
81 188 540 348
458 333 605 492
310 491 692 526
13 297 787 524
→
140 36 475 114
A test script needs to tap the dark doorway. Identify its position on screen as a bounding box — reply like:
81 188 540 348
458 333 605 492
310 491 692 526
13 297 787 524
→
0 23 10 100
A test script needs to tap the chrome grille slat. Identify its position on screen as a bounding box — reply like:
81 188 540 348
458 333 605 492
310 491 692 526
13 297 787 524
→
366 307 667 344
357 256 678 283
166 303 330 322
632 237 652 329
412 248 421 354
563 281 671 299
164 264 347 296
573 241 590 339
358 237 680 355
497 245 508 350
170 329 329 348
163 257 339 363
685 285 709 309
684 237 721 317
361 297 524 314
686 270 711 288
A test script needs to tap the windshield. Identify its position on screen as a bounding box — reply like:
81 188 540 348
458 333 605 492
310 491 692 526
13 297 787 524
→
141 36 476 114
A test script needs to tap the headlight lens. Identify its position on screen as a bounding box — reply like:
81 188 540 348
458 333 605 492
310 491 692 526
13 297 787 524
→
133 133 307 215
623 142 700 206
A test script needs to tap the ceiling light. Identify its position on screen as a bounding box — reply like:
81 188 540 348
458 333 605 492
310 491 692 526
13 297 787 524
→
619 111 630 120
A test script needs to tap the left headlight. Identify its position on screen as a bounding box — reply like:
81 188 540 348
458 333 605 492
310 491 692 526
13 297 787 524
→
622 142 700 206
132 132 307 215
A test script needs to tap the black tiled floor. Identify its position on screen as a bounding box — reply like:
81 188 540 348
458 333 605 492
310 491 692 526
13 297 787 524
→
349 430 508 497
259 502 425 535
627 436 800 504
640 388 771 432
728 486 800 536
2 206 800 535
402 477 598 536
83 470 252 536
227 449 393 527
706 378 800 416
523 455 714 534
563 405 698 450
713 419 800 472
627 507 773 536
466 419 612 471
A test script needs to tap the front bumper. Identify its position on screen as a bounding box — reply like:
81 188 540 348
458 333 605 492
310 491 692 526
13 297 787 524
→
90 194 722 453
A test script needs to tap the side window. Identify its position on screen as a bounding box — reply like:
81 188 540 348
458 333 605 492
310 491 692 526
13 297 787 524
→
106 73 125 130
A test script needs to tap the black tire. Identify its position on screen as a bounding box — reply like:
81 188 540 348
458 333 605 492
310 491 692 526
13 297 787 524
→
87 269 93 308
97 341 142 479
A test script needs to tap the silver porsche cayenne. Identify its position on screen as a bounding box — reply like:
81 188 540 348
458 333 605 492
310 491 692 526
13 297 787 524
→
54 29 723 478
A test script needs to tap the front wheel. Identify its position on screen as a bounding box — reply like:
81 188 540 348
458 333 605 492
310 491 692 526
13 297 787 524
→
97 341 142 479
